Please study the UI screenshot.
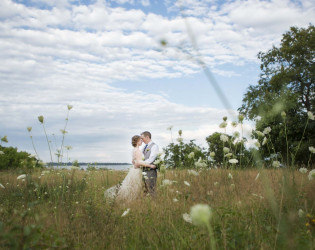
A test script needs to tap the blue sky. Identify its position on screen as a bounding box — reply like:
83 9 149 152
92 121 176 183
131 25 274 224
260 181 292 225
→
0 0 314 163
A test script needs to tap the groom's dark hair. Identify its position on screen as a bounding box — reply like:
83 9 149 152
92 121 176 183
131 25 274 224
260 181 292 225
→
141 131 151 139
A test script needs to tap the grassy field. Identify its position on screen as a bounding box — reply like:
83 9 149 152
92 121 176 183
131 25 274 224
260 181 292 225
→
0 168 314 249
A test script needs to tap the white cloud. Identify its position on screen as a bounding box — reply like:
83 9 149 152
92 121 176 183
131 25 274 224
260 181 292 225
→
0 0 313 162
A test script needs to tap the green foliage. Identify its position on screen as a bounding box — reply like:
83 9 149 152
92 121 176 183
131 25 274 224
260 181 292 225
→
0 146 41 170
239 24 315 165
163 139 207 168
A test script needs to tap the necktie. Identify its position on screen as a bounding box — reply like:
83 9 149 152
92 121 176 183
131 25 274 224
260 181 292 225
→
143 144 148 154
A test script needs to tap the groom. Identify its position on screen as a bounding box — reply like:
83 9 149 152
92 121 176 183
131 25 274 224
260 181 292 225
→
138 131 159 195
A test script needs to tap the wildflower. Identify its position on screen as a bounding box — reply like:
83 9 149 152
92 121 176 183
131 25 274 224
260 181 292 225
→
0 183 5 189
309 146 315 154
281 111 286 118
223 116 227 121
178 130 182 136
225 153 232 158
254 141 260 148
229 159 238 164
308 169 315 180
262 137 268 145
177 138 183 143
182 213 192 223
0 151 4 155
272 161 280 168
173 198 179 202
38 115 44 124
255 173 260 181
299 168 308 174
188 170 199 176
142 172 147 176
220 134 229 142
162 179 173 186
307 111 314 120
214 182 219 186
1 136 8 143
238 114 244 122
256 130 264 137
207 190 213 196
233 131 240 138
188 152 195 159
231 121 237 127
190 204 212 226
210 152 215 158
27 127 32 132
17 174 26 180
263 127 271 135
121 208 130 217
75 201 79 204
228 173 233 179
223 147 230 153
195 158 207 168
184 181 190 186
67 104 73 110
219 122 227 128
298 209 305 218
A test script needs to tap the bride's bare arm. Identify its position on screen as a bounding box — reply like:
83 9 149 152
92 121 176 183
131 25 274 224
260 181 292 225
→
134 150 155 168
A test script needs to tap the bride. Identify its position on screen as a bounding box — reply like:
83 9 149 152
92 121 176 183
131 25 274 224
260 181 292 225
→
104 135 155 203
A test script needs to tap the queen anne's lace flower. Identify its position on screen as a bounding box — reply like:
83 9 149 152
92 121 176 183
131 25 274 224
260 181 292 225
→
272 161 280 168
184 181 190 186
219 122 227 128
182 213 192 223
263 127 271 135
223 147 230 153
299 168 308 174
262 137 268 145
307 111 314 120
190 204 212 226
188 170 199 176
256 130 264 137
308 169 315 180
188 152 195 159
17 174 26 180
309 146 315 154
220 134 229 142
229 159 238 164
121 208 130 217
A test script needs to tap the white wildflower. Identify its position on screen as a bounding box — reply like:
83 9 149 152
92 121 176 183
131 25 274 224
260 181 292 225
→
309 146 315 154
272 161 281 168
188 152 195 159
173 198 179 202
219 122 227 128
223 147 230 153
298 209 305 218
195 158 207 168
0 183 5 189
0 151 4 155
299 168 308 174
188 170 199 176
233 131 240 138
229 159 238 164
263 127 271 135
224 153 232 158
210 152 215 158
220 134 229 142
182 213 192 224
256 131 264 137
162 179 173 186
281 111 286 118
121 208 130 217
262 137 268 145
17 174 26 180
228 173 233 179
307 111 314 120
190 204 212 226
142 172 147 175
184 181 190 186
254 141 260 148
207 190 213 196
308 169 315 180
231 121 237 127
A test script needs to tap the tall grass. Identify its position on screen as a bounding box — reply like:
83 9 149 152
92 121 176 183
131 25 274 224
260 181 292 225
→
0 168 314 249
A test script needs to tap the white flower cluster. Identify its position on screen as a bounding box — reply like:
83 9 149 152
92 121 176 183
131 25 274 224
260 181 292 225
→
308 169 315 180
195 158 207 168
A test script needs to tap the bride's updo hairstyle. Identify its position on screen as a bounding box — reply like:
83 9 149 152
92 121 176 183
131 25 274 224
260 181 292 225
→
131 135 141 147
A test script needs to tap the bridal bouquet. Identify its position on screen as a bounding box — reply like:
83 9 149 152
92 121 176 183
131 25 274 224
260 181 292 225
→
153 152 165 171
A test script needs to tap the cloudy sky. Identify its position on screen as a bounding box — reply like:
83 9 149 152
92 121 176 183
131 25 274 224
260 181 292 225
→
0 0 314 163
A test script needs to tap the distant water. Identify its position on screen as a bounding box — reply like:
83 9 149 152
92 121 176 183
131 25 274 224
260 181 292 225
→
51 164 132 171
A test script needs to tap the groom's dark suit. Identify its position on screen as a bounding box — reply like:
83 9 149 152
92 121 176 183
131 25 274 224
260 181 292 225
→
142 142 157 195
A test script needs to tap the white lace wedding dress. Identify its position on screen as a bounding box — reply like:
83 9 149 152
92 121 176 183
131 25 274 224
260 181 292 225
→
104 148 143 203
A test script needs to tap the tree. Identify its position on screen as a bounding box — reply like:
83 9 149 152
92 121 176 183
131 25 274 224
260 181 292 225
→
239 24 315 165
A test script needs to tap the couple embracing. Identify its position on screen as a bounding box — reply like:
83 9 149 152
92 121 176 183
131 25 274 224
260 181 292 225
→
105 131 159 203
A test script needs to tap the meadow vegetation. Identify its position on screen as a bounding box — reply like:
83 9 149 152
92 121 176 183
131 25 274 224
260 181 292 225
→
0 168 314 249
